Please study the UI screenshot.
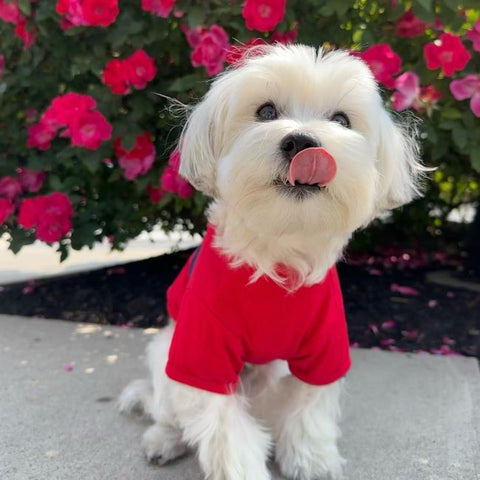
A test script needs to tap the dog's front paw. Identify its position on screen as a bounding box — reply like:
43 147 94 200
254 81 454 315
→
142 424 187 466
276 441 344 480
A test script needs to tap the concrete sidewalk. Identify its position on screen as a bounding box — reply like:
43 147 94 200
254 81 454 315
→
1 315 479 480
0 229 201 285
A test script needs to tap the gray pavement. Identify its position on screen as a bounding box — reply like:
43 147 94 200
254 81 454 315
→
0 314 479 480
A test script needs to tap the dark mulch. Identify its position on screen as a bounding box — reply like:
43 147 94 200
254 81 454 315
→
0 248 478 359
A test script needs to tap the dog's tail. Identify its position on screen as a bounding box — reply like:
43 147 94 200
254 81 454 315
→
118 378 154 419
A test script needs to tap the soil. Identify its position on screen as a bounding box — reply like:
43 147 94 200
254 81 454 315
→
0 247 478 359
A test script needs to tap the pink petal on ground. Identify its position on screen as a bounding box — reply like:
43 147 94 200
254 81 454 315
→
401 329 419 340
428 299 438 308
390 283 420 296
350 342 360 348
446 291 455 298
380 338 396 346
368 323 379 335
22 280 36 294
368 268 383 276
388 345 405 352
381 320 396 329
442 335 455 345
63 362 75 372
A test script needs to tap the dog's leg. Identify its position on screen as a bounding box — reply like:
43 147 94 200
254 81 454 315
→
170 380 272 480
134 325 189 464
268 376 345 480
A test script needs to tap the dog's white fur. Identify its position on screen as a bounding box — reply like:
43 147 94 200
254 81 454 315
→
119 44 424 479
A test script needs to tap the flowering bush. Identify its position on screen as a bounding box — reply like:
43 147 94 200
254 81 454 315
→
0 0 478 257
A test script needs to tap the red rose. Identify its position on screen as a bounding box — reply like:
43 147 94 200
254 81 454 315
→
395 9 426 38
103 58 130 94
125 50 157 89
102 50 157 94
160 149 194 198
49 93 97 126
69 110 113 150
18 192 74 242
0 198 14 226
146 184 164 203
27 122 57 151
242 0 286 33
271 26 298 45
424 33 471 77
18 197 39 228
357 44 402 89
141 0 176 18
14 19 35 49
82 0 119 27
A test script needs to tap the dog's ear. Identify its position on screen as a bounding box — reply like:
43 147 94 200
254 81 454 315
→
179 81 230 197
374 110 426 211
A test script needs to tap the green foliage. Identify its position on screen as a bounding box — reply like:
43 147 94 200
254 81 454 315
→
0 0 478 256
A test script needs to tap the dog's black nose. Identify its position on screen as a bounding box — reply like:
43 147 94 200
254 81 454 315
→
280 134 319 161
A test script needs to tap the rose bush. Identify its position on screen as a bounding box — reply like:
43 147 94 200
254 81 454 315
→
0 0 478 258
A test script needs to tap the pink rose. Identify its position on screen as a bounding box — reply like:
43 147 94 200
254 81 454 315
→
466 19 480 52
0 198 14 226
450 75 480 117
17 168 46 193
27 122 57 150
0 0 22 23
0 176 22 200
69 110 113 150
114 132 156 180
141 0 176 18
185 24 230 76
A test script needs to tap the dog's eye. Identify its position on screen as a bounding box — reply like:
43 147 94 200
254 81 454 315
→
256 103 278 121
331 112 351 129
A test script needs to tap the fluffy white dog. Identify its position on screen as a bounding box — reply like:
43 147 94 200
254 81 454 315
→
119 44 425 480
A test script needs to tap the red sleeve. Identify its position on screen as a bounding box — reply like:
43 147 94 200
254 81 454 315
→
165 291 244 395
288 268 351 386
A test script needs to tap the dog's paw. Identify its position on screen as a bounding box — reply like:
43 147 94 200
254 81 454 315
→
276 443 345 480
142 424 187 466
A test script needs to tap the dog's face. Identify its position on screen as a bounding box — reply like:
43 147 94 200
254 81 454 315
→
180 44 422 238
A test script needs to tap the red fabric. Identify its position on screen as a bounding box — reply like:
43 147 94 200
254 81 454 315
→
166 225 351 395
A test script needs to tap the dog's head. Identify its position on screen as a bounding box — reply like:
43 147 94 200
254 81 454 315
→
179 44 424 239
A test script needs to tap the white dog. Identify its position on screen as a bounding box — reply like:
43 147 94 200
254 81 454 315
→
119 44 424 480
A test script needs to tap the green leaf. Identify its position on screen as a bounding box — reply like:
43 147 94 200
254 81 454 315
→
471 149 480 172
441 108 462 120
412 1 435 23
82 153 101 174
452 126 468 150
187 6 207 27
17 0 31 16
168 74 203 93
8 228 35 254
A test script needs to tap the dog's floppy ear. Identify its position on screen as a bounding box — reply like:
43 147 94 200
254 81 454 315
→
374 109 426 211
179 80 230 197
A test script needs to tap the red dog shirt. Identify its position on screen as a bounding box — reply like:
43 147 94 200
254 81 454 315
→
165 225 351 394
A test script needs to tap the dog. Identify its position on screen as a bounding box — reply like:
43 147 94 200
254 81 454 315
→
119 44 425 480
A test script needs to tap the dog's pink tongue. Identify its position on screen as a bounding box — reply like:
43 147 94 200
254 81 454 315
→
288 147 336 187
